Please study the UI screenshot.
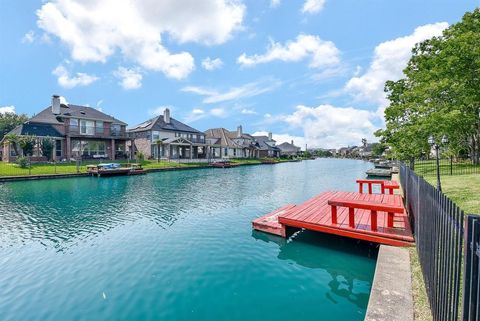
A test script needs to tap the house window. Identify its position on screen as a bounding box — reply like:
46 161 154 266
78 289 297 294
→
71 139 106 156
80 120 94 135
55 140 62 157
111 124 121 136
224 148 228 156
234 149 236 156
152 131 160 141
96 121 104 134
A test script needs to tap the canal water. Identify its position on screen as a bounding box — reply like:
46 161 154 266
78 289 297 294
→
0 159 377 321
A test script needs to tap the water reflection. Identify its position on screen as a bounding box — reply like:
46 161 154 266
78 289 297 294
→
252 229 377 308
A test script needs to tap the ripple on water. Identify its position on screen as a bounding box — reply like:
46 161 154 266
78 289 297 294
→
0 159 377 321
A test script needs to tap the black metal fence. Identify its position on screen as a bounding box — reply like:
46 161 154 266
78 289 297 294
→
414 158 480 177
401 163 465 321
463 215 480 321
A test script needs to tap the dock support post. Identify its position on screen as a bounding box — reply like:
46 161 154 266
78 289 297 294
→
387 212 394 228
371 210 378 231
349 208 355 228
331 206 337 224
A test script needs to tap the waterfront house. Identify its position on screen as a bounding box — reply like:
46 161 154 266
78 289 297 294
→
227 126 260 158
278 140 302 157
205 127 245 158
252 133 281 158
2 95 128 162
127 108 207 160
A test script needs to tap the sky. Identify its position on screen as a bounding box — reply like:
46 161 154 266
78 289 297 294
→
0 0 478 149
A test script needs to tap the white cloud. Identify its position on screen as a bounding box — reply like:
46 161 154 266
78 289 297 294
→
241 108 257 115
114 67 143 90
201 57 224 71
148 105 172 117
183 108 206 123
270 0 281 8
0 106 16 114
181 79 281 104
210 107 227 118
37 0 245 80
238 34 340 68
253 131 306 149
21 31 35 43
345 22 448 106
301 0 326 14
265 104 379 148
52 65 98 89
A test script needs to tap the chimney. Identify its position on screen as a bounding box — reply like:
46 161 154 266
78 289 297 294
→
164 108 171 124
268 132 272 140
237 125 242 138
52 95 61 114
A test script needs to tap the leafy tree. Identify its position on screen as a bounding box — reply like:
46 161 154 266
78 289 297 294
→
19 135 36 156
154 139 163 162
371 143 387 157
3 133 19 155
0 112 28 141
41 137 55 161
361 138 367 147
377 9 480 163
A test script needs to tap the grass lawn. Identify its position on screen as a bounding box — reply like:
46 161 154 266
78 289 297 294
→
408 172 480 321
0 158 301 177
423 174 480 214
0 160 201 177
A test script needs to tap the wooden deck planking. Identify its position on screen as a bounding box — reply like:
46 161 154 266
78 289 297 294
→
252 190 414 247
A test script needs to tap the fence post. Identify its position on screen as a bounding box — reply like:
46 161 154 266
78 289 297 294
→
463 214 479 321
28 156 31 175
450 156 453 176
76 159 80 173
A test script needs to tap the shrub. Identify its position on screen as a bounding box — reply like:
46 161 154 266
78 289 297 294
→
136 152 145 162
16 156 29 168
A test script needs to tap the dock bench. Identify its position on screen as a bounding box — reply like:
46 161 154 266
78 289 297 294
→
356 179 400 195
328 199 404 231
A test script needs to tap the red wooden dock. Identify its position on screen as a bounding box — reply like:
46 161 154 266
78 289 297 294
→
252 191 414 247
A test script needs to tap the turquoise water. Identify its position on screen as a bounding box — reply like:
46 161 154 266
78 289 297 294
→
0 159 377 321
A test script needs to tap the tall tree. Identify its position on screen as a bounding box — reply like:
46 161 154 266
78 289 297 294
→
377 9 480 163
0 112 28 141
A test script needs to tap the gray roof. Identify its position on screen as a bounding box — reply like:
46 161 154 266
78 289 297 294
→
31 104 127 125
278 142 301 152
205 128 240 147
128 115 202 134
253 136 281 151
8 122 63 138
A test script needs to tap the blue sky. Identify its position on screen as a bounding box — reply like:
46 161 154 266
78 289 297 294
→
0 0 477 148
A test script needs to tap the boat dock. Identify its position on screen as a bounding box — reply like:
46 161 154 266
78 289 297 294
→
252 181 414 247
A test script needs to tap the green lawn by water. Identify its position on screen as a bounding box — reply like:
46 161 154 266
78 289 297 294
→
0 158 299 177
0 160 199 176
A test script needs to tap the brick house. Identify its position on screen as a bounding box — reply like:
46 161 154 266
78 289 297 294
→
205 126 259 159
252 133 281 158
127 108 207 160
2 95 128 162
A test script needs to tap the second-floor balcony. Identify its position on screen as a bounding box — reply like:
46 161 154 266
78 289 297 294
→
69 125 126 138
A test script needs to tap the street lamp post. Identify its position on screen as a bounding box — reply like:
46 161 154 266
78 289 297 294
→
428 135 449 192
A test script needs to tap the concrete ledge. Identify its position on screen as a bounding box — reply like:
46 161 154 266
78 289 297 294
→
365 245 413 321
